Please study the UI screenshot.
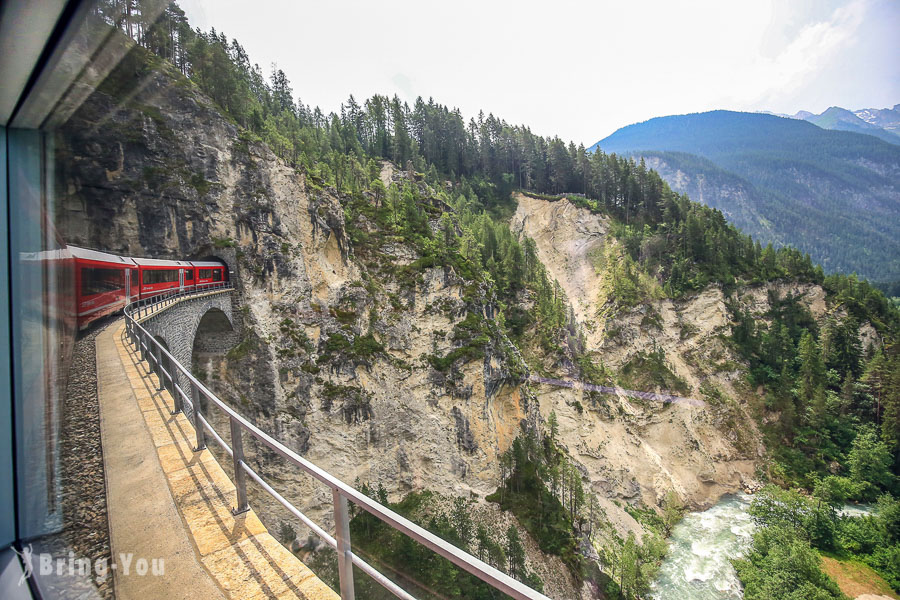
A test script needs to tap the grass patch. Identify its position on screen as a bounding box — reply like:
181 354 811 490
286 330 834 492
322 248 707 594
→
618 346 689 395
819 554 898 599
317 332 384 365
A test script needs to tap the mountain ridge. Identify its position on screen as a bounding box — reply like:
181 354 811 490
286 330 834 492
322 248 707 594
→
757 103 900 144
798 105 900 144
591 110 900 282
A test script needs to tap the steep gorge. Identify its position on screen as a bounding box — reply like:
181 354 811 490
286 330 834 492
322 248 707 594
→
54 50 579 595
53 45 885 599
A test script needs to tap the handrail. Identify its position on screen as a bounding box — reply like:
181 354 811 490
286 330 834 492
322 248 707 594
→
123 286 550 600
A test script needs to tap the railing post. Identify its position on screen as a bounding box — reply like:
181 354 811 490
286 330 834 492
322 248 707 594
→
333 489 355 600
191 382 206 452
171 368 183 414
230 416 250 515
155 345 165 391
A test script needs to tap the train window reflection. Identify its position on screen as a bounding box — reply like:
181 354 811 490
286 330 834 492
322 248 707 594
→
142 269 179 285
80 267 124 296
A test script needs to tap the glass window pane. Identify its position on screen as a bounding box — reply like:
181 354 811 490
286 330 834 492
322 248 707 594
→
80 267 125 296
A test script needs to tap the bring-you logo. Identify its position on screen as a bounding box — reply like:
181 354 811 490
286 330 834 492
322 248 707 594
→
14 545 165 586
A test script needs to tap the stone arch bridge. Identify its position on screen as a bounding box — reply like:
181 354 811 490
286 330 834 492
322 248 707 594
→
135 288 239 396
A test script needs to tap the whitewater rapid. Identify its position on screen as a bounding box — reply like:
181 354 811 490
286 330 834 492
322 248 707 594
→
650 493 755 600
650 493 876 599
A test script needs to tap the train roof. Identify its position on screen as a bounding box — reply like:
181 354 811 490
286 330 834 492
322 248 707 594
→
64 247 222 269
68 245 136 265
19 248 73 262
131 257 192 267
189 260 225 268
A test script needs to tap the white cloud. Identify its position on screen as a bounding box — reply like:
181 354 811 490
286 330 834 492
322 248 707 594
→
738 0 868 109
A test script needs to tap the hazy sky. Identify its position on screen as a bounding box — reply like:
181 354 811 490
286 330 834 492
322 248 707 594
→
181 0 899 144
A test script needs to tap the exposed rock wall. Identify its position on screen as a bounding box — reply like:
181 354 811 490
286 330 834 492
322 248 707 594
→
56 53 877 600
53 56 559 589
509 193 873 541
512 195 760 522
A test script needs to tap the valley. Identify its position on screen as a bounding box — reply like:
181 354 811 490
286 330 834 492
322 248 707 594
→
593 110 900 285
50 4 900 599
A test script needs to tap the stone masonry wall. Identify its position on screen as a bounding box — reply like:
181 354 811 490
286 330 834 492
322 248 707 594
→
140 291 237 400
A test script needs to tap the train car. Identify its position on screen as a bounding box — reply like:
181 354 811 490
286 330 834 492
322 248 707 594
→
68 248 229 328
190 260 227 287
70 245 137 328
132 257 193 299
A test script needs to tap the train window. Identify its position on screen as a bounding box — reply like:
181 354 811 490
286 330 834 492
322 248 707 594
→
213 269 222 282
185 269 193 280
80 267 124 296
142 269 179 285
199 268 212 279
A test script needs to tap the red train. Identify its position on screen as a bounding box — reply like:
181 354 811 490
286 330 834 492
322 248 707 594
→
71 246 228 329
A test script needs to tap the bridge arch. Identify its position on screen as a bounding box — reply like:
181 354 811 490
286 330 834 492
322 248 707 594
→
192 307 236 354
137 290 238 403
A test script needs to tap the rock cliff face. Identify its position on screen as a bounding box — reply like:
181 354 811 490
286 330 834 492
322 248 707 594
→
55 51 575 595
53 51 874 599
511 194 761 535
508 193 880 534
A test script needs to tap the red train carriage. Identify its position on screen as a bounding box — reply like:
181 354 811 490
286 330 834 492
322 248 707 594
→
191 260 226 286
71 246 137 328
132 257 193 299
69 247 229 329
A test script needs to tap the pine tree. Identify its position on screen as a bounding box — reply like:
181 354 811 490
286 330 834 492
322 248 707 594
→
505 525 526 580
797 331 827 429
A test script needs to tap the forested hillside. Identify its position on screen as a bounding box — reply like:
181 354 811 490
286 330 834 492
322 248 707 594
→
91 3 900 598
593 110 900 284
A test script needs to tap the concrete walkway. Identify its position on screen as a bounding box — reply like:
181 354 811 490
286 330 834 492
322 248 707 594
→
97 321 337 600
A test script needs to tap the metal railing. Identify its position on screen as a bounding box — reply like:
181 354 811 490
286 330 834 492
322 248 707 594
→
123 286 550 600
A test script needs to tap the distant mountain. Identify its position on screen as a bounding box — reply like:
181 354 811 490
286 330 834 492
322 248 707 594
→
794 106 900 145
591 110 900 282
854 104 900 136
634 151 784 248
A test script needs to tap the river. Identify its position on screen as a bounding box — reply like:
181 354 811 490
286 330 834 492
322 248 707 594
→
650 494 878 599
650 493 754 600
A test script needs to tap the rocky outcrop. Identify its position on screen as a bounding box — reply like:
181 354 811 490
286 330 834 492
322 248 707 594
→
53 50 551 584
509 192 880 542
512 195 760 522
55 49 878 600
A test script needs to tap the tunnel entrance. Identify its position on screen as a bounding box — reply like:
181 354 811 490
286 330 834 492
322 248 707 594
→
191 254 232 282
